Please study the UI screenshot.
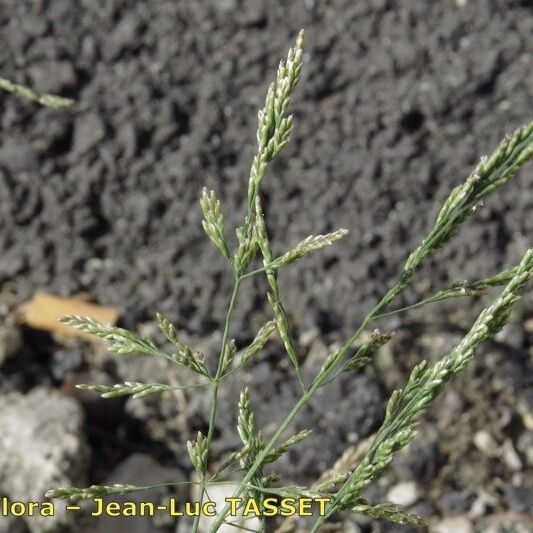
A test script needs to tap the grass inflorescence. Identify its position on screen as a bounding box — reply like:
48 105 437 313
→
46 30 533 531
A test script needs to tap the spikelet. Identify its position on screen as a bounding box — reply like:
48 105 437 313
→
200 188 230 260
269 229 348 269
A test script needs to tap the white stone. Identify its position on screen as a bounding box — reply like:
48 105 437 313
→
431 516 474 533
502 439 522 471
0 388 89 532
473 430 497 456
386 481 420 507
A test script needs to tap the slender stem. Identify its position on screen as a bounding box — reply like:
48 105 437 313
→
204 381 220 456
374 291 474 319
215 277 242 380
192 277 242 533
167 382 211 391
241 265 271 279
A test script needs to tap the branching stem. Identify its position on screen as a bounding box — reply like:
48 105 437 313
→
207 279 408 532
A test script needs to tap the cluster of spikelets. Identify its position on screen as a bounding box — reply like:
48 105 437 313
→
5 31 532 531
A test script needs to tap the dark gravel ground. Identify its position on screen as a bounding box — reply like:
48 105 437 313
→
0 1 532 532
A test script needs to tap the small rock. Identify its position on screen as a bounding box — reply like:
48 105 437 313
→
74 113 106 154
501 439 522 471
386 481 420 507
0 388 89 532
473 430 498 456
516 388 533 430
431 516 473 533
468 494 489 518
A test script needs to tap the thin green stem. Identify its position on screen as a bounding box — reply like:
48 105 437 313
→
169 382 211 390
192 277 242 533
241 265 271 279
375 294 453 319
215 277 242 381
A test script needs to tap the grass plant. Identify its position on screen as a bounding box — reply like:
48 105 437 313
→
45 31 533 531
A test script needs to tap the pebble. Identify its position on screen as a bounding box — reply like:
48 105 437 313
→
468 494 488 518
516 388 533 430
0 388 89 531
473 430 498 456
386 481 420 507
431 516 473 533
502 439 522 471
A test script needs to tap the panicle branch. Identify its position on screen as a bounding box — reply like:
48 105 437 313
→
60 315 159 355
46 484 141 502
76 382 171 399
404 123 533 273
0 76 74 107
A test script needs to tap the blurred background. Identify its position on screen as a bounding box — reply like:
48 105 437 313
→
0 1 531 532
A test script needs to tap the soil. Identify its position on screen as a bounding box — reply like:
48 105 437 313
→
0 1 532 532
